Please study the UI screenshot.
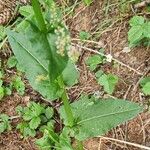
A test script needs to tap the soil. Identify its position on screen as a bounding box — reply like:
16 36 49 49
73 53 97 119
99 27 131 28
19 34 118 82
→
0 0 150 150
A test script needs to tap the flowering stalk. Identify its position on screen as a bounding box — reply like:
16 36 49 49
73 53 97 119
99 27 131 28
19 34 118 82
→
31 0 47 32
58 76 74 127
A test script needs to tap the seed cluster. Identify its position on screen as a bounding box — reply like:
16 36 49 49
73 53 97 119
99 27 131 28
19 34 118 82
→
55 26 71 57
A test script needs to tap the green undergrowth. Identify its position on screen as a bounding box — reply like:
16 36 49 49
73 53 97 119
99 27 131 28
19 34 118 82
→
0 0 149 150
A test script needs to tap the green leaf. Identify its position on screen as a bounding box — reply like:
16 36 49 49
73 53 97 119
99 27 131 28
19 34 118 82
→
0 114 11 133
142 82 150 95
60 96 143 141
83 0 93 6
45 107 54 120
140 77 150 87
12 76 25 95
95 70 104 78
7 24 69 100
36 130 53 150
17 122 36 137
16 63 25 72
129 16 145 26
98 74 118 94
7 29 59 100
4 87 12 96
62 61 79 86
23 107 35 121
30 102 45 117
143 22 150 38
79 31 90 40
19 6 34 17
86 55 103 71
7 56 18 68
29 117 41 129
23 102 45 120
16 106 24 116
128 25 143 45
58 128 73 150
0 87 4 100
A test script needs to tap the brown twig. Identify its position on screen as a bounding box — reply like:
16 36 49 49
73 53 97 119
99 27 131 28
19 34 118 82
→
134 0 150 9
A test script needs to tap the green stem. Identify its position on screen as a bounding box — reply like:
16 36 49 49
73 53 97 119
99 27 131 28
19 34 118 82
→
31 0 47 32
58 76 74 127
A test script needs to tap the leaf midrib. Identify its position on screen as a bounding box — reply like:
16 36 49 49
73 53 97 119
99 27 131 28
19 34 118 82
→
11 34 48 73
77 107 141 124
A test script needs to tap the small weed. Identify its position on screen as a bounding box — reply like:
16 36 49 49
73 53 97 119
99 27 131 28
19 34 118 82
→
140 77 150 95
86 54 105 71
16 102 54 138
79 31 91 41
97 73 118 94
0 114 11 133
3 0 144 149
11 76 25 95
128 16 150 47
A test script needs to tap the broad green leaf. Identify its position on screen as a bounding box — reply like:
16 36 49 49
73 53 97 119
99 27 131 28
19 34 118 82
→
142 82 150 95
7 26 75 100
140 77 150 87
46 32 69 81
29 117 41 129
16 63 25 72
7 30 61 100
98 74 118 94
128 26 143 45
129 16 145 26
60 96 143 141
86 55 103 71
62 61 79 86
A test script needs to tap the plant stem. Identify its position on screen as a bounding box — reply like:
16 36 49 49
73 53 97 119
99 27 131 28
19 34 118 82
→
61 88 74 127
58 76 74 127
31 0 47 32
